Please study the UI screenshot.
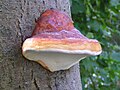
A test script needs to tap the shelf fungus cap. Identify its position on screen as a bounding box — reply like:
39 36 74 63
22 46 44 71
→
22 9 102 72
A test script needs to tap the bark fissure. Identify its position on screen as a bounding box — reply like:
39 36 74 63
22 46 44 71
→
43 0 45 5
17 19 23 43
18 0 27 43
55 0 58 8
31 68 34 81
53 75 58 90
34 78 39 90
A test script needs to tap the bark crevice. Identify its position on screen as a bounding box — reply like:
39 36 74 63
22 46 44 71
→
55 0 58 8
54 76 58 90
34 78 40 90
17 18 24 43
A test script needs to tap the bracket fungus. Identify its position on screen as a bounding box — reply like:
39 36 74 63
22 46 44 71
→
22 9 102 72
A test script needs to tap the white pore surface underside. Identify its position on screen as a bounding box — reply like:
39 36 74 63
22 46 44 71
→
23 50 89 71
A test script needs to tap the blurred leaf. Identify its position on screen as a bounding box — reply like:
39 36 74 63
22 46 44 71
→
71 0 85 14
71 1 80 14
86 32 94 38
86 5 91 17
111 52 120 61
110 0 120 6
97 58 108 68
88 20 101 31
117 5 120 9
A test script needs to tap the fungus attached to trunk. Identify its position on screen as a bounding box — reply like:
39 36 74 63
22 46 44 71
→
22 9 102 72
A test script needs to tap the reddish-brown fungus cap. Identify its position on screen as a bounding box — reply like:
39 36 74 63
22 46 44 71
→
32 9 74 35
22 9 102 72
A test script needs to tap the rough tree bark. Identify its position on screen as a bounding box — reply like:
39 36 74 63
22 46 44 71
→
0 0 82 90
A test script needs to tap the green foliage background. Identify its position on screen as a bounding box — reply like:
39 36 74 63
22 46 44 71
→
71 0 120 90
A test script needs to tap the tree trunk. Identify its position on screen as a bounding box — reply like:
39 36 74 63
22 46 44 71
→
0 0 82 90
